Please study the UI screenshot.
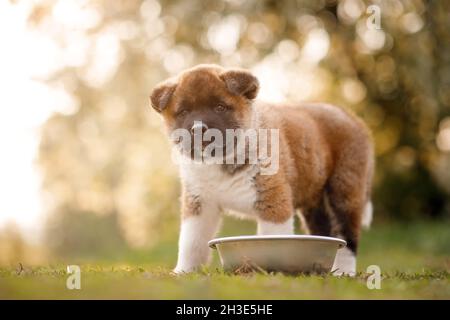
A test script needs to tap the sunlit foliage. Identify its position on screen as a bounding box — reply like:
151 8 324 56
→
22 0 450 252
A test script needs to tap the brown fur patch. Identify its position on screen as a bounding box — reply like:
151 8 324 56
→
181 187 202 219
252 102 373 252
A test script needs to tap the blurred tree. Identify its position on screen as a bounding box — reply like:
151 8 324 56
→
26 0 449 255
45 209 128 259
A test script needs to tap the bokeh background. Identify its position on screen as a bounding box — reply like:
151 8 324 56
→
0 0 449 268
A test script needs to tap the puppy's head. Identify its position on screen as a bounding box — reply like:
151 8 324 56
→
150 64 259 156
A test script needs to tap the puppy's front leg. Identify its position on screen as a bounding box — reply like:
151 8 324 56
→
174 194 221 274
255 175 294 235
257 215 294 235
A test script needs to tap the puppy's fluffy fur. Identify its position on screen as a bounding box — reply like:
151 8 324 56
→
150 64 374 275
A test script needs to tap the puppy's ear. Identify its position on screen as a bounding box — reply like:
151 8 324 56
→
150 81 177 112
220 69 259 100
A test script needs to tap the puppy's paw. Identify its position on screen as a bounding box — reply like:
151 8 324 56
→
331 268 356 277
172 268 188 275
332 247 356 277
172 265 197 275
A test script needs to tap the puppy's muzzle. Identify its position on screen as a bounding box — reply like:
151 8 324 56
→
190 122 208 134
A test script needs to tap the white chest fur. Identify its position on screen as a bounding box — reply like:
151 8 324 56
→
175 161 294 274
179 162 259 218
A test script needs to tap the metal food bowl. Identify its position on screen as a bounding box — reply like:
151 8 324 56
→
208 235 346 274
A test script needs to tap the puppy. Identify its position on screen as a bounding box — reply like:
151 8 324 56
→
150 64 374 275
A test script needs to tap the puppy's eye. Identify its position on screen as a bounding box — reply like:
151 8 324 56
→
215 104 227 113
177 109 188 117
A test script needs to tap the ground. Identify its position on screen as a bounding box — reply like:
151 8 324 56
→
0 220 449 299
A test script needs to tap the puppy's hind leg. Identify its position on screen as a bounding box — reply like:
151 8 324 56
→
325 176 370 276
300 197 332 237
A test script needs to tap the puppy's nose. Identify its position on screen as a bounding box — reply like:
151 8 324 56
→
190 122 208 134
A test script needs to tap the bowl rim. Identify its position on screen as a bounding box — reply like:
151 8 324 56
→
208 235 347 249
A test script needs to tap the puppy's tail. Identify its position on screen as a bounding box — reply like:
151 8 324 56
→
361 201 373 229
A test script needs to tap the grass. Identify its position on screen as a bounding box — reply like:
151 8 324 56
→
0 220 449 299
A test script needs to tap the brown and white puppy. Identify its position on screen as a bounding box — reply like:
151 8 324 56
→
150 64 374 275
